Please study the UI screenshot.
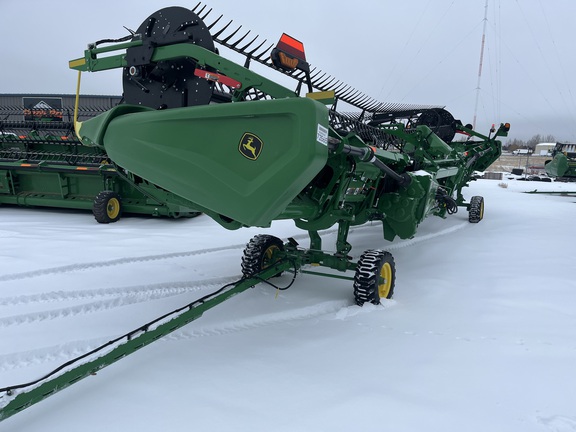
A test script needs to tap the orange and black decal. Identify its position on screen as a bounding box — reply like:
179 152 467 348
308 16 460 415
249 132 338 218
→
239 133 263 161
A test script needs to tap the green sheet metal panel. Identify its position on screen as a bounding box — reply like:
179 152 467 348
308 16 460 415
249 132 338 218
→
85 97 329 227
545 153 570 178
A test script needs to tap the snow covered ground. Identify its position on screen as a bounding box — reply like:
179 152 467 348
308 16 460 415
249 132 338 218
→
0 179 575 431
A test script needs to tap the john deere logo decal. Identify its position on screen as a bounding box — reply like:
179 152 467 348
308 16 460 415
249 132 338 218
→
239 133 263 161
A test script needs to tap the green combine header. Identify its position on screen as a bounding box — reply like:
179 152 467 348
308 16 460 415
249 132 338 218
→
66 4 509 295
0 4 509 422
0 104 201 222
545 142 576 181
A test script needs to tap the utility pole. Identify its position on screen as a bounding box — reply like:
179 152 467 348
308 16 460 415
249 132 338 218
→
473 0 489 130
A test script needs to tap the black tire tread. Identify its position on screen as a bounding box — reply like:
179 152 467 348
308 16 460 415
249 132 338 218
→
468 195 484 223
93 191 122 224
353 250 395 306
241 234 284 278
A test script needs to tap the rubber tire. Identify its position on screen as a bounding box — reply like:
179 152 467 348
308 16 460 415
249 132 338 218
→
93 191 123 224
241 234 284 278
353 250 396 306
468 195 484 223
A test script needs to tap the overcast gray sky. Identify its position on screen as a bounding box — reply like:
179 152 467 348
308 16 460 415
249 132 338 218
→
2 0 575 142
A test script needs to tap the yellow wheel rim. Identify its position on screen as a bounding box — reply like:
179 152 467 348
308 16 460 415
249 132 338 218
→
262 245 280 269
378 262 392 299
479 200 484 220
106 198 120 219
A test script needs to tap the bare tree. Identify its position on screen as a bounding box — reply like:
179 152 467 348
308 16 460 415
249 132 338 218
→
504 138 525 151
526 134 542 149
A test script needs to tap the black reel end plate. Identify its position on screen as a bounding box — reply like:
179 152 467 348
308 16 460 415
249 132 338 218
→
416 108 457 143
123 7 216 110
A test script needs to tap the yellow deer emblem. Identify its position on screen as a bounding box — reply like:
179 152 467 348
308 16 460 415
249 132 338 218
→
243 137 257 159
239 133 263 160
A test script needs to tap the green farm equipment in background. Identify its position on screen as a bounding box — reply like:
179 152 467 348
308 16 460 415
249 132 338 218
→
0 109 201 222
0 4 510 421
545 142 576 181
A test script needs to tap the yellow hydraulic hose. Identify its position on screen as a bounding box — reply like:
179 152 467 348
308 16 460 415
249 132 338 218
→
73 71 82 139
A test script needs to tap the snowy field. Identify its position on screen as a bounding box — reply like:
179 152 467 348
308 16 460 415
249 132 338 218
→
0 179 575 432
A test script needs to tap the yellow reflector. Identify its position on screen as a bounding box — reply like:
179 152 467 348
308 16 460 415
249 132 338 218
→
306 90 335 105
69 58 86 69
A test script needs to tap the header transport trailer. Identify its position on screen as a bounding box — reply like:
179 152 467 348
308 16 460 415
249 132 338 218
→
0 4 509 422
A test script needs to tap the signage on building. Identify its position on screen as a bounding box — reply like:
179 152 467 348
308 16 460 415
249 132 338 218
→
22 97 63 121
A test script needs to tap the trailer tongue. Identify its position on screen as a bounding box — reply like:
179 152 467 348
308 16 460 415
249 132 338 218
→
0 4 509 422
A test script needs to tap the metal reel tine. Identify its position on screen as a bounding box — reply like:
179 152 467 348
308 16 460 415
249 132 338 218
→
191 1 202 13
350 92 369 108
221 25 243 44
365 101 381 112
363 99 380 112
306 69 319 82
309 69 323 80
368 100 380 112
314 71 330 84
311 72 327 85
315 75 335 88
199 7 213 21
332 82 348 93
353 95 371 107
362 95 377 106
247 38 268 56
294 71 308 81
239 34 260 52
207 14 224 31
231 30 252 48
315 78 333 90
347 92 364 105
340 87 357 100
375 100 389 110
285 69 300 79
212 19 233 39
322 77 338 89
334 87 350 100
254 43 274 60
350 91 367 104
195 4 209 19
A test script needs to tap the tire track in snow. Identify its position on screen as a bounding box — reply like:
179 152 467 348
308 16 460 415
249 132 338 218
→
0 223 371 283
0 299 360 372
0 220 467 283
0 337 112 373
164 299 396 342
164 299 352 340
0 221 468 371
0 276 237 307
0 244 248 283
0 277 238 328
0 230 325 283
383 221 468 251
